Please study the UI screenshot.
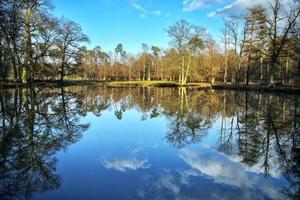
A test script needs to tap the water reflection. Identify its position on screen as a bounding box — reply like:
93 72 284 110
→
0 86 299 199
102 157 151 172
0 86 89 200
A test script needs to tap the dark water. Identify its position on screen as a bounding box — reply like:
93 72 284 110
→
0 86 299 200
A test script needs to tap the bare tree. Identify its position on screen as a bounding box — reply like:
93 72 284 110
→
267 0 300 85
55 19 89 82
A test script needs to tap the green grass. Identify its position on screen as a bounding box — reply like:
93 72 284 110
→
108 80 178 87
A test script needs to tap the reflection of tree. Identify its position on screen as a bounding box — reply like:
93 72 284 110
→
18 85 298 199
150 108 159 119
165 88 212 148
114 100 128 120
114 109 123 120
79 86 300 198
166 111 211 148
283 128 300 199
0 86 89 200
280 96 300 199
79 85 110 117
237 92 263 167
218 91 236 155
234 92 300 198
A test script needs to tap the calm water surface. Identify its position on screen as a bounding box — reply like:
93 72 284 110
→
0 86 299 200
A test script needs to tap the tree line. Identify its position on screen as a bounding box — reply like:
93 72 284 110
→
0 0 299 86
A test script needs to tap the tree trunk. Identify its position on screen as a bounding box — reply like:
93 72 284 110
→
129 65 131 81
231 38 238 85
23 3 33 84
224 59 228 84
61 53 65 82
160 64 163 81
246 19 254 86
223 26 228 85
184 54 192 84
260 54 264 84
284 56 289 84
143 63 146 81
211 77 215 85
147 66 151 81
246 62 250 86
180 56 185 84
11 49 18 81
0 45 3 80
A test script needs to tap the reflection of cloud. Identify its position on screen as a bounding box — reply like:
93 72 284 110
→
179 148 285 200
102 157 150 172
131 143 159 154
180 148 250 187
178 169 201 186
155 173 180 194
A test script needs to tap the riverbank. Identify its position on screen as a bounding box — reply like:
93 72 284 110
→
0 80 101 90
1 80 300 94
107 81 300 94
212 83 300 94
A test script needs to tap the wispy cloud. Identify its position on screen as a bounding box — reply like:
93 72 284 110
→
207 0 266 17
132 1 161 18
182 0 223 12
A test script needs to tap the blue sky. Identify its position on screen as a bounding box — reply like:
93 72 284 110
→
52 0 263 54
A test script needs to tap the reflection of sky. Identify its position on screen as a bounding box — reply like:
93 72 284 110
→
35 107 290 200
201 116 284 178
179 147 285 200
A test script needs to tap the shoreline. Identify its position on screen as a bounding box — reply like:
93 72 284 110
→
0 80 299 94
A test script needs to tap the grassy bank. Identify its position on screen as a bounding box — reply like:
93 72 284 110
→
108 80 179 87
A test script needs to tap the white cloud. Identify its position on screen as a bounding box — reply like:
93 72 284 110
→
102 157 151 172
182 0 223 12
132 1 161 18
207 0 266 17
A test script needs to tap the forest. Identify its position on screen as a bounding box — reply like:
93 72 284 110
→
0 0 299 86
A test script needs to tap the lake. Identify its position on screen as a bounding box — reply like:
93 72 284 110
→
0 86 299 200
